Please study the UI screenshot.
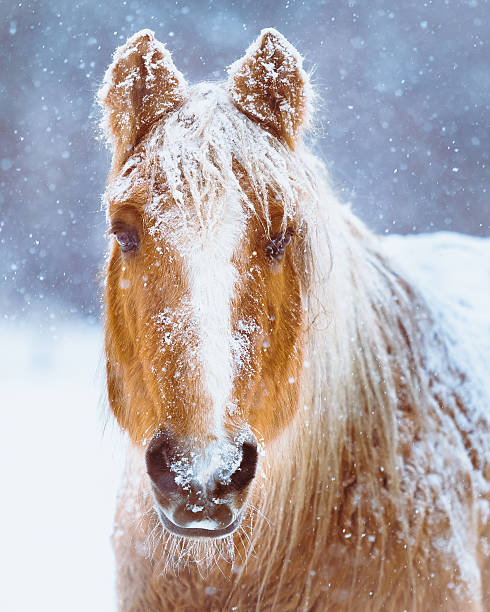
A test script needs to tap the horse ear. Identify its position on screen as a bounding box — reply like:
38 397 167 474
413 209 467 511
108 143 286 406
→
98 29 187 167
228 28 312 149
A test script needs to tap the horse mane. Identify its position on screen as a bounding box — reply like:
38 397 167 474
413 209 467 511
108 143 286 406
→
110 83 482 610
247 171 480 609
238 203 422 606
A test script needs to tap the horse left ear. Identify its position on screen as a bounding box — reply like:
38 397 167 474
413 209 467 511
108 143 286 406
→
228 28 312 149
98 29 187 168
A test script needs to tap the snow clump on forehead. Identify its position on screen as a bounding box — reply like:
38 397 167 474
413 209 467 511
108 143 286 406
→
143 82 315 235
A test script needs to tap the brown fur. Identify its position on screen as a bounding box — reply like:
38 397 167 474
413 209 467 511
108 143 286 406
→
99 29 490 611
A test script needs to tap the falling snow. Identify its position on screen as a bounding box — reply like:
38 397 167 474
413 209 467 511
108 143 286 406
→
2 1 489 610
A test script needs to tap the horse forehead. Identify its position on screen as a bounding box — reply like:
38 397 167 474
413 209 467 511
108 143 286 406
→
148 200 248 327
148 195 249 261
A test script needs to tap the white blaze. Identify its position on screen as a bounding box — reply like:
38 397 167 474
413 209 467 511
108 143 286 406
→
152 196 246 440
185 198 245 437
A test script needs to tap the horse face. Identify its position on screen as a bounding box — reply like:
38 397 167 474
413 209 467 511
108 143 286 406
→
101 29 311 538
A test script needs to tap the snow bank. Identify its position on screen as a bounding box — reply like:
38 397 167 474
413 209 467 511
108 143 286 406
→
0 321 122 612
383 231 490 400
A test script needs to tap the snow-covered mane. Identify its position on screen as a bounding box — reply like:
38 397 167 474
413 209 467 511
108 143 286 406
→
99 28 489 611
108 82 319 233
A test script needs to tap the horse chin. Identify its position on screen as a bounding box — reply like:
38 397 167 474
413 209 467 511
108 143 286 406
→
155 505 243 540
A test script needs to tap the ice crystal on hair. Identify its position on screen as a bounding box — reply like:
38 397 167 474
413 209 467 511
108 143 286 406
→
144 83 311 235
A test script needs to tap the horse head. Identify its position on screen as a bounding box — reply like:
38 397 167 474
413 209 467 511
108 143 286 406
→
99 28 313 539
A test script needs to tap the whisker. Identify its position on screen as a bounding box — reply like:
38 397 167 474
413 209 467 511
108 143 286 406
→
247 502 271 527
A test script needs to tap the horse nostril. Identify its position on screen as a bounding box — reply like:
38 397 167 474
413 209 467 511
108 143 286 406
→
173 503 205 527
225 441 258 493
145 432 178 495
208 503 233 528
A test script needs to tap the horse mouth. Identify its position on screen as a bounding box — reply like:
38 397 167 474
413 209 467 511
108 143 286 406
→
155 506 243 539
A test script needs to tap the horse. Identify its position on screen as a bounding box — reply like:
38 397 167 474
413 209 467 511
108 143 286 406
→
98 28 490 611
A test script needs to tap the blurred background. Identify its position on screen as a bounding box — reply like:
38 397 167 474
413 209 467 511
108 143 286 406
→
0 1 488 610
1 0 489 322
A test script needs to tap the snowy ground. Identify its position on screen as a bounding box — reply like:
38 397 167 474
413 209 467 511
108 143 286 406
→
0 321 121 611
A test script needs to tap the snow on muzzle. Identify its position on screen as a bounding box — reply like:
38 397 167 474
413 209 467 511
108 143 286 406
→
146 430 258 538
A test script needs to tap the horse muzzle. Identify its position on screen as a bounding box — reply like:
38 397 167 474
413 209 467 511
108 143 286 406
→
145 431 258 539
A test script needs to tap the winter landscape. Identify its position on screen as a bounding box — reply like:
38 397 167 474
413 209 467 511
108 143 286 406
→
1 0 489 610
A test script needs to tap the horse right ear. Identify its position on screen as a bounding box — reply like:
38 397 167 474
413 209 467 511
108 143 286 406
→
228 29 312 149
98 29 187 168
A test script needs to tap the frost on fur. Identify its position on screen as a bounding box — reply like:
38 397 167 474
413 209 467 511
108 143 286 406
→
98 29 187 168
228 28 312 150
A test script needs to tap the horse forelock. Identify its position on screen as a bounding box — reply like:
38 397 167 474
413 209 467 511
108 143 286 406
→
106 83 319 225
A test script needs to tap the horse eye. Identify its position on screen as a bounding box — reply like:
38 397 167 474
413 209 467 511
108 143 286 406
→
113 228 140 253
266 229 294 261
